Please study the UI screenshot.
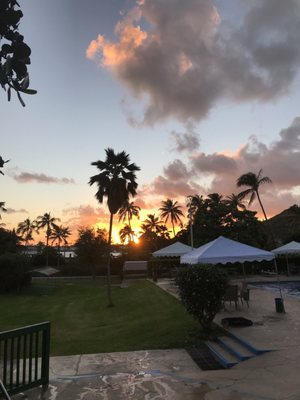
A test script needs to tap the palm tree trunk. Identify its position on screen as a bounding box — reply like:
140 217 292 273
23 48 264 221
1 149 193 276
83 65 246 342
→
46 232 49 267
57 239 61 268
106 213 114 307
172 221 175 238
256 190 276 247
256 191 268 222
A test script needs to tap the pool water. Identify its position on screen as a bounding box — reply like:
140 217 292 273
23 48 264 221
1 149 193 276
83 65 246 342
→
251 281 300 299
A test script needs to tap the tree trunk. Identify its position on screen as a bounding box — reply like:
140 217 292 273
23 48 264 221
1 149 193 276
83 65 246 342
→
256 190 268 222
172 221 175 238
106 213 114 307
57 239 61 268
256 190 276 247
45 232 49 267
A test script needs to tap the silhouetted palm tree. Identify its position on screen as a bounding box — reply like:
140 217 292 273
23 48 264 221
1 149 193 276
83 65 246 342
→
119 224 134 244
225 193 246 211
17 218 37 247
159 199 184 237
207 193 223 205
36 212 60 266
142 214 164 234
89 148 140 306
50 225 71 267
0 156 9 175
187 194 204 218
237 169 272 221
118 200 140 229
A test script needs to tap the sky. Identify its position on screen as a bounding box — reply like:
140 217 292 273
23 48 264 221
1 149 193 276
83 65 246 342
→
2 0 300 244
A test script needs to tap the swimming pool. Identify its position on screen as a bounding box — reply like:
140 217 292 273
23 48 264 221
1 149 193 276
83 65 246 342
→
250 281 300 299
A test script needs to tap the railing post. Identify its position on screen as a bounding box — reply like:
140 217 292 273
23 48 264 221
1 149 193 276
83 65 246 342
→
41 323 50 388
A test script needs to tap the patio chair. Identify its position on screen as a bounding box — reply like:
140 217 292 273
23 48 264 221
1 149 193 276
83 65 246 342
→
223 285 239 309
239 283 250 307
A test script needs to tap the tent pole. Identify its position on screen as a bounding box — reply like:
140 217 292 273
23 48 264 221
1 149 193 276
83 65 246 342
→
286 254 289 276
242 262 246 278
189 206 194 250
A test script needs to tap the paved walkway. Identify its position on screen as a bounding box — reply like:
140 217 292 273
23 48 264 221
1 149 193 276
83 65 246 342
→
14 278 300 399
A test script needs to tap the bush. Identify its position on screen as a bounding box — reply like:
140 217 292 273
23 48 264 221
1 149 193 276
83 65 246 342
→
0 253 31 292
175 264 228 332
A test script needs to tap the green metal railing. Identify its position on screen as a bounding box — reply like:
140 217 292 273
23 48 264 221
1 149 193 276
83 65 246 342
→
0 322 50 398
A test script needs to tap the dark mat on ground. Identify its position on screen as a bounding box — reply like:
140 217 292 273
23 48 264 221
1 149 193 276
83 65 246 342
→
186 345 225 371
221 317 253 327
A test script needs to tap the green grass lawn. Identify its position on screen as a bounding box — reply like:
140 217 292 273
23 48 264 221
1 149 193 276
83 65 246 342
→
0 279 202 356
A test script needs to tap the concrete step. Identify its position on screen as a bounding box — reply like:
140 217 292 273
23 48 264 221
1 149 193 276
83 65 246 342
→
227 331 272 355
217 336 254 361
205 341 239 368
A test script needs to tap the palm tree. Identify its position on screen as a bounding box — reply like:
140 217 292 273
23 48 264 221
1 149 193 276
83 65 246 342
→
16 218 37 248
36 212 60 266
0 156 9 175
50 225 71 267
236 169 272 221
225 193 246 211
89 148 140 306
207 193 223 206
142 214 164 234
118 200 141 228
119 224 134 244
159 199 184 237
187 195 203 217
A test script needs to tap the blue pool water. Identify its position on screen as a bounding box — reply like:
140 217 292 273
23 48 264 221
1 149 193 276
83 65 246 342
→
251 281 300 299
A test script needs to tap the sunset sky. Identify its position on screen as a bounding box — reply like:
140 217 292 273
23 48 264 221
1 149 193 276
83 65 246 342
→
2 0 300 244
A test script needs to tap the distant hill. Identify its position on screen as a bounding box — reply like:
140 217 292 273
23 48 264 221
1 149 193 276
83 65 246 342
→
266 205 300 245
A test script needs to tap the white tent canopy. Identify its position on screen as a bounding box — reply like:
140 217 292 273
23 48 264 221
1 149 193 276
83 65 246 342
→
152 241 192 258
272 241 300 255
180 236 275 265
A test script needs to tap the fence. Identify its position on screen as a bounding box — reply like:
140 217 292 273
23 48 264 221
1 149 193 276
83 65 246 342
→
0 322 50 398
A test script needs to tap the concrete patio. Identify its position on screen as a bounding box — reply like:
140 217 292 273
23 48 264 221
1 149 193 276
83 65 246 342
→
13 279 300 399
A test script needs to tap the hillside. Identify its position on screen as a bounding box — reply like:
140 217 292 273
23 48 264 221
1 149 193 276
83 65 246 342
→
266 205 300 245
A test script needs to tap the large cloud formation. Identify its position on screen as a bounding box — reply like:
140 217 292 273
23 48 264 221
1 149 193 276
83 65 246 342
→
87 0 300 125
148 117 300 216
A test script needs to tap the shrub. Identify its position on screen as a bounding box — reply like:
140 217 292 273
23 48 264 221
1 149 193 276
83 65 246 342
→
175 264 228 332
0 253 31 292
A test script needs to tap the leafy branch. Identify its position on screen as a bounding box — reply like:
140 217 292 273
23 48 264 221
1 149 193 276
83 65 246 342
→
0 0 37 106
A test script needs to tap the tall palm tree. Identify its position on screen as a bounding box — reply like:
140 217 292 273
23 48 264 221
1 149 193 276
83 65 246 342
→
36 212 60 266
16 218 37 247
236 169 272 221
118 200 141 228
119 224 134 244
159 199 184 237
50 225 71 267
89 148 140 307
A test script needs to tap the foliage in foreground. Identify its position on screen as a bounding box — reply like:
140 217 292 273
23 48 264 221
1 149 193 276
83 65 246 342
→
176 264 228 332
0 0 37 105
0 252 31 292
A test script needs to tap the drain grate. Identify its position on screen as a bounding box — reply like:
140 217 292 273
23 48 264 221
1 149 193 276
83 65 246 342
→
186 345 225 371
